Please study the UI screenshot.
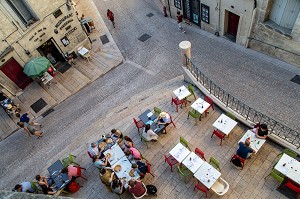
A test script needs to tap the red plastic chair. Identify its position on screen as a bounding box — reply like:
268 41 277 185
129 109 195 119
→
230 154 245 169
195 147 206 161
171 97 187 112
280 180 300 198
194 180 209 198
211 130 225 145
164 155 178 172
87 151 93 159
146 161 155 177
204 96 214 117
75 166 87 180
166 112 176 128
133 118 146 134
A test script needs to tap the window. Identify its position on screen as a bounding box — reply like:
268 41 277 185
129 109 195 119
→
201 4 209 24
5 0 37 26
269 0 300 30
174 0 182 9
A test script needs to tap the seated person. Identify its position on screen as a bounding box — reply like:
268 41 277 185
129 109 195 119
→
111 129 124 143
35 175 56 195
120 136 133 153
128 179 147 197
14 182 35 193
252 123 268 139
61 165 78 181
130 161 148 178
237 139 256 159
142 124 158 141
156 112 171 129
128 147 142 160
93 154 109 169
99 168 115 186
111 179 126 195
88 142 100 157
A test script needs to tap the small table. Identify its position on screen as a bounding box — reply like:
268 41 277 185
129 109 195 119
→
138 109 164 133
169 143 191 163
213 114 238 135
239 130 266 152
103 144 126 166
47 160 70 191
182 152 205 173
191 98 211 114
111 156 140 188
173 86 191 100
274 154 300 184
194 162 221 189
78 47 89 56
41 72 53 85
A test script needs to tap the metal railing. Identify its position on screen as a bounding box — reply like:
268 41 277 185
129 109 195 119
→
185 55 300 149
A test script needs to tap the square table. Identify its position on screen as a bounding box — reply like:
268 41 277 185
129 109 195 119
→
47 160 70 190
138 109 164 133
41 72 53 85
103 144 126 165
111 156 140 187
169 143 191 163
78 47 89 56
213 114 238 135
191 98 211 114
194 162 221 189
239 130 266 152
182 152 205 173
274 154 300 184
173 86 191 100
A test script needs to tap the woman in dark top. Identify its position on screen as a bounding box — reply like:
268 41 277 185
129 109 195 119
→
253 124 268 139
111 179 126 195
35 175 56 195
111 129 124 144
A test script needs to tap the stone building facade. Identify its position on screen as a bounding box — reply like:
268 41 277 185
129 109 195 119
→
0 0 89 96
165 0 300 67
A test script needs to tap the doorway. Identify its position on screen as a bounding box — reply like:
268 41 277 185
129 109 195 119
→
226 11 240 42
37 38 65 68
0 58 33 89
183 0 200 26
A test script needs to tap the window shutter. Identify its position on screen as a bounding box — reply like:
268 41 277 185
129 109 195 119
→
280 0 300 29
269 0 287 24
8 0 34 24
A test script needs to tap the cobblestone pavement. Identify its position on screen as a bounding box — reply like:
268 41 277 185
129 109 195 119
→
94 0 300 131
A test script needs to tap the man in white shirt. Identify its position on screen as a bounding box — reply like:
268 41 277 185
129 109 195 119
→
88 142 99 157
14 182 35 193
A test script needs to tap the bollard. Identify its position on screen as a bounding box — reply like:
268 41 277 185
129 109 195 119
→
179 41 191 67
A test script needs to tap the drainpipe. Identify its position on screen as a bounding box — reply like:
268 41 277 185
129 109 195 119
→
215 0 221 36
246 0 257 47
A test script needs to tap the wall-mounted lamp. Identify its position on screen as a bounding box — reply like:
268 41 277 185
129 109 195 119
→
16 41 30 56
54 29 58 34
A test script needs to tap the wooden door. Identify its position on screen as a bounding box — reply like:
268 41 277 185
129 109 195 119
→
227 12 240 37
0 58 32 89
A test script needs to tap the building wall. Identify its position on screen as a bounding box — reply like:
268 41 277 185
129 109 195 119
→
249 0 300 67
0 0 88 93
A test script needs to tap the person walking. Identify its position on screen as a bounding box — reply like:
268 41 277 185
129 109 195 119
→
177 11 186 33
18 122 43 138
107 9 115 28
16 112 42 127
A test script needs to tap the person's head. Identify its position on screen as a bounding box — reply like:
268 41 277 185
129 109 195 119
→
128 179 136 187
177 11 181 15
145 124 151 131
35 175 41 181
245 139 250 146
124 136 132 143
131 163 138 169
15 113 21 118
107 9 110 12
92 155 98 162
111 129 117 134
160 112 167 118
111 179 121 189
99 168 107 175
14 184 22 192
91 142 97 148
61 167 68 174
17 122 24 128
260 124 268 131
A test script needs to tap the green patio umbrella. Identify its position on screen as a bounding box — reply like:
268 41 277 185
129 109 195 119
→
23 57 51 77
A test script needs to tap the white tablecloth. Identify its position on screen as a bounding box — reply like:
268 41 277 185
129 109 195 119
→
212 114 238 135
41 72 53 85
169 143 190 163
182 152 205 173
194 162 221 189
275 154 300 184
191 98 211 114
239 130 266 152
78 47 89 56
173 86 191 100
103 144 126 166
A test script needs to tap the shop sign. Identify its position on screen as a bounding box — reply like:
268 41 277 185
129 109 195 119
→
55 13 73 28
65 27 77 37
29 27 47 42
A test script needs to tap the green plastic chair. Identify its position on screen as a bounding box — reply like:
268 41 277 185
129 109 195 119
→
30 182 39 193
62 154 80 167
180 136 191 150
187 110 201 125
186 84 196 101
154 107 162 117
177 165 193 183
209 157 221 171
277 148 298 158
140 134 149 149
265 169 285 189
226 111 236 121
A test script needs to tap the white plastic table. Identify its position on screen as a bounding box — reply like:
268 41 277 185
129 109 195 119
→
103 144 126 165
191 98 211 114
78 47 89 56
213 114 238 135
194 162 221 189
274 154 300 184
239 130 266 152
41 72 53 85
173 86 191 100
182 152 205 173
169 143 191 163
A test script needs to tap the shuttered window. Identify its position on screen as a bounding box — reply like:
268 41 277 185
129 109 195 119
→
6 0 36 26
269 0 300 29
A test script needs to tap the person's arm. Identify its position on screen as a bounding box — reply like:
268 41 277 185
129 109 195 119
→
23 127 31 137
109 172 115 183
147 129 156 137
255 129 267 139
43 176 49 186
